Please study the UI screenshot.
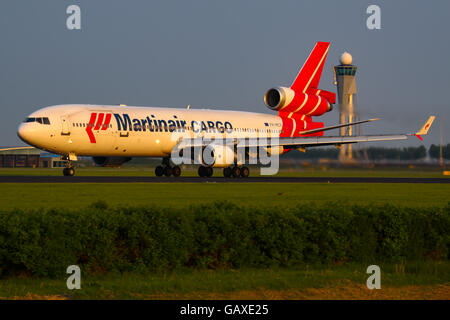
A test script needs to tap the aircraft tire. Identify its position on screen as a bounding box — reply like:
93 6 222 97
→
206 166 213 177
198 166 206 177
231 166 241 178
172 166 181 177
155 165 164 177
163 166 172 177
63 167 75 176
223 167 232 178
240 166 249 178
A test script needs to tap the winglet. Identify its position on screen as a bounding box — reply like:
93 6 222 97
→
415 116 435 137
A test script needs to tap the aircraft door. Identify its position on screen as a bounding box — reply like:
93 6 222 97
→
61 116 70 135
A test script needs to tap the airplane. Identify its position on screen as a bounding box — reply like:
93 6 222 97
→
17 42 435 177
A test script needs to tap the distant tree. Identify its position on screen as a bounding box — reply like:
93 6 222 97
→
365 146 427 160
429 144 450 160
285 145 430 160
399 146 427 160
445 144 450 160
418 145 427 159
284 148 339 159
365 147 401 160
429 144 440 159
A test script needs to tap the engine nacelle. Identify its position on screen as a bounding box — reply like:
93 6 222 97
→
264 86 333 116
92 156 132 167
264 86 296 111
203 144 236 168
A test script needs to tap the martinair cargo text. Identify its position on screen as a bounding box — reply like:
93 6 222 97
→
17 42 435 177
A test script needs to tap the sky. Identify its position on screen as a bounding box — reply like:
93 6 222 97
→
1 0 449 148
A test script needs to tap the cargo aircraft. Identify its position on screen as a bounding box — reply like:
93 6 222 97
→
17 42 435 177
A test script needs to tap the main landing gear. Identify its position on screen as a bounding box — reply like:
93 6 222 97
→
198 166 213 177
196 166 249 178
223 166 250 178
155 157 181 177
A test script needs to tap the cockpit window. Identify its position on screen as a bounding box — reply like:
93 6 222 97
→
23 117 51 125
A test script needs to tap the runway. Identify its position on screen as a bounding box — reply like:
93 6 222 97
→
0 176 449 183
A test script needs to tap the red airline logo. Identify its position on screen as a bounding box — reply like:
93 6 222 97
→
86 112 111 143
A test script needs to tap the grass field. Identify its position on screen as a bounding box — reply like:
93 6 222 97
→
0 182 449 210
0 166 449 178
0 167 449 300
1 262 449 299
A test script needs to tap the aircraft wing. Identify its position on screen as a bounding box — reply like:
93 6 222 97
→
256 116 434 148
247 134 408 149
0 146 36 151
175 134 408 151
175 116 434 150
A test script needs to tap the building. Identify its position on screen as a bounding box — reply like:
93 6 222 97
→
333 52 358 162
0 147 66 168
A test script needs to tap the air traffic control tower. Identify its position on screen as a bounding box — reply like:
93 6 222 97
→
334 52 357 161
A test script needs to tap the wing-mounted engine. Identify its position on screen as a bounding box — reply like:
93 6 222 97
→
92 156 132 167
203 144 236 168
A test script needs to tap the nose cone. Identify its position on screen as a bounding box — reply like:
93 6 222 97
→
17 123 36 145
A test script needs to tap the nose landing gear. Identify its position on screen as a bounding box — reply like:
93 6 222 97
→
62 167 75 176
62 159 75 176
61 154 78 176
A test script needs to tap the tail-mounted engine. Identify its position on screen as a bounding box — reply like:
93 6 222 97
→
264 86 333 116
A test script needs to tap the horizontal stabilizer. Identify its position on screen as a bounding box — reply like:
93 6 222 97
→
298 118 379 136
307 88 336 104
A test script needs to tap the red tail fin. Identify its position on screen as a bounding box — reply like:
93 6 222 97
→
290 42 330 93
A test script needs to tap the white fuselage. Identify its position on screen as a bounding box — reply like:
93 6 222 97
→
18 104 283 158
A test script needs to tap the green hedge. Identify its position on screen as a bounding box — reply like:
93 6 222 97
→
0 201 449 278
